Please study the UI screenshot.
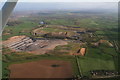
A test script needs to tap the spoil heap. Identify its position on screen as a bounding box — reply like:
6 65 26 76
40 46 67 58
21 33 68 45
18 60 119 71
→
3 36 33 51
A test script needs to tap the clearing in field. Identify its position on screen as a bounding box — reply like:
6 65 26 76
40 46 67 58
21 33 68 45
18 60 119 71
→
9 60 73 78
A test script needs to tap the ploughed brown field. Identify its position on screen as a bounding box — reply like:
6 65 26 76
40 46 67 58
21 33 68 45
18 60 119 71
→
9 60 73 78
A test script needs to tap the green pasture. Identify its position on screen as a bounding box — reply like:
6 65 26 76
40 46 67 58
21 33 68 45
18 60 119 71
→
2 21 37 40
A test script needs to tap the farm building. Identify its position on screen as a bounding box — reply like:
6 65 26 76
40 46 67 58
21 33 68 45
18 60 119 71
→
39 21 45 25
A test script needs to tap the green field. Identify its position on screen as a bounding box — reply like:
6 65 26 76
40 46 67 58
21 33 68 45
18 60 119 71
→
78 47 116 76
3 21 37 40
79 57 115 76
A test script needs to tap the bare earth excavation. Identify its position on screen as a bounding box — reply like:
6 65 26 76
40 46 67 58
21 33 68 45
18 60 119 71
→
3 36 68 54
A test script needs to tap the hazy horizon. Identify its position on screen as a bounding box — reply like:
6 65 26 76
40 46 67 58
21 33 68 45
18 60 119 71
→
13 2 118 13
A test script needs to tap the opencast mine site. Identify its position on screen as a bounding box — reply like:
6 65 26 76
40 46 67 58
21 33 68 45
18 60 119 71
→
2 2 119 80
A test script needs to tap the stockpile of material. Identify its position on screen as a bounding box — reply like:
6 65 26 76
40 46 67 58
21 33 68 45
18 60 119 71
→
3 36 33 51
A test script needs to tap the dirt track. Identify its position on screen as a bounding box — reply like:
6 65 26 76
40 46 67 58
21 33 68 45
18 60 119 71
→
9 60 73 78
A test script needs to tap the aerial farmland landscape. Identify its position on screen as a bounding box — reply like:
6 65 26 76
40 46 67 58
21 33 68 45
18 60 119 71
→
1 2 120 80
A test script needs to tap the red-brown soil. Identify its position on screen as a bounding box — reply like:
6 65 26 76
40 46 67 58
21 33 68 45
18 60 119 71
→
9 60 73 78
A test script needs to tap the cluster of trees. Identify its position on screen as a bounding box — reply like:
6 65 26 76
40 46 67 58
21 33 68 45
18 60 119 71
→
90 70 119 77
7 21 23 26
42 33 67 39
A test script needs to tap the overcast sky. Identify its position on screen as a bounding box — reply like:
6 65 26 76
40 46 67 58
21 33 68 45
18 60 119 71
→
13 2 118 12
0 0 118 12
18 0 119 2
0 0 119 2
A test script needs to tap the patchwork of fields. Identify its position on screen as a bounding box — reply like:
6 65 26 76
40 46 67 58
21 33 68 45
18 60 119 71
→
2 10 119 79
